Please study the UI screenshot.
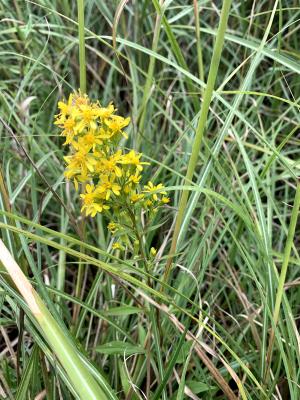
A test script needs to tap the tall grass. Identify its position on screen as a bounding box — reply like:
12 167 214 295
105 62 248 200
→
0 1 300 399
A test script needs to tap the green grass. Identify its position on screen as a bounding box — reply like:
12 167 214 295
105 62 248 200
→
0 1 300 399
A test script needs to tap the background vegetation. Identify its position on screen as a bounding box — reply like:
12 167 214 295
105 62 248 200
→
0 1 300 399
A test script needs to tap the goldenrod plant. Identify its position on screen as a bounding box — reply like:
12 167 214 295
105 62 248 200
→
55 92 169 255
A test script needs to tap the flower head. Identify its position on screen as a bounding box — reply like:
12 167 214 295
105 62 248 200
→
80 184 109 217
97 175 121 200
112 242 124 250
108 221 118 234
121 150 149 171
105 115 130 137
150 247 157 257
55 91 170 238
143 181 167 201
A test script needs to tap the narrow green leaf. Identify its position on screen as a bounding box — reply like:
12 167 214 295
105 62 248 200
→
96 341 146 356
16 345 39 400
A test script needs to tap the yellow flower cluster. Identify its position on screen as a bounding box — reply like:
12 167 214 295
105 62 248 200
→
55 92 169 218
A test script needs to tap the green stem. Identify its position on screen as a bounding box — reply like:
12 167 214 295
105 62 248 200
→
126 205 167 399
77 0 86 93
163 0 232 284
265 182 300 380
0 240 107 400
36 297 107 399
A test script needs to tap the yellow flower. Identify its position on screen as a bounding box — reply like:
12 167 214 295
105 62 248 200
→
97 150 123 177
97 127 113 140
162 196 170 204
128 172 142 184
108 222 118 234
73 92 89 107
96 103 115 119
97 175 121 200
57 93 74 117
105 115 130 136
63 117 76 130
73 104 99 132
130 193 144 203
121 150 149 171
144 199 153 207
80 183 95 201
123 172 142 194
59 118 77 145
123 184 131 194
80 184 109 217
64 149 97 178
64 169 89 184
150 247 157 256
75 131 103 152
143 181 166 201
112 242 124 250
